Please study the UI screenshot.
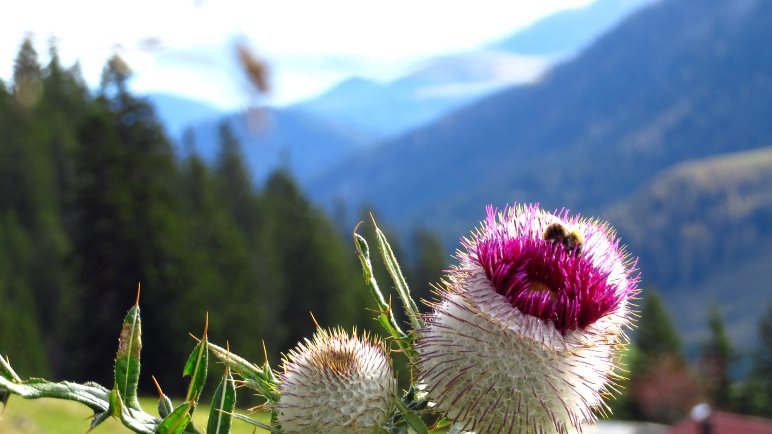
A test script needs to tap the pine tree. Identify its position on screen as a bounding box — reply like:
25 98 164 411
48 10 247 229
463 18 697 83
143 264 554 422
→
626 290 699 423
0 212 50 376
179 147 265 363
215 120 257 235
1 39 81 375
409 227 447 312
259 170 370 356
69 55 195 386
700 304 734 408
634 290 683 364
735 302 772 417
12 37 43 112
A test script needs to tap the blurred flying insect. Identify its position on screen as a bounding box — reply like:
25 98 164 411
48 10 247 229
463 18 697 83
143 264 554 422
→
543 222 585 256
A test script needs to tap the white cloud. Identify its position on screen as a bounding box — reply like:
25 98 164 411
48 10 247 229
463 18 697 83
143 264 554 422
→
1 0 592 107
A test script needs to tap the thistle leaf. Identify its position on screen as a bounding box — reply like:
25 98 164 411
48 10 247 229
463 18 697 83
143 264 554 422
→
353 229 415 359
371 217 423 331
353 232 405 336
114 285 142 410
109 384 123 418
206 341 279 403
0 374 157 433
394 394 428 434
229 412 280 432
152 375 174 419
0 354 20 382
206 366 236 434
183 315 209 403
88 410 111 432
157 395 174 419
157 402 193 434
0 376 109 413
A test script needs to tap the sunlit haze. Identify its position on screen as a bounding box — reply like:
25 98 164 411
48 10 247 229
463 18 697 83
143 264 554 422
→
3 0 592 108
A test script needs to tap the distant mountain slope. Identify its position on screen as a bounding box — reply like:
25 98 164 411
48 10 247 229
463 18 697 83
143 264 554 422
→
186 108 372 183
310 0 772 240
294 0 649 139
606 147 772 346
492 0 652 55
145 93 223 140
295 51 551 138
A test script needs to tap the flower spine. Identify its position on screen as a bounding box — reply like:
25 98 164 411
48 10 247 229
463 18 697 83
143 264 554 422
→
417 204 639 434
277 328 395 433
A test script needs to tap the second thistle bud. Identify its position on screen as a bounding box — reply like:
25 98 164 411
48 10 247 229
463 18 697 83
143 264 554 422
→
277 328 395 434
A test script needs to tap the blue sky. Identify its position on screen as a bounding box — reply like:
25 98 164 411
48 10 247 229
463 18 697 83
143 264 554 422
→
3 0 592 108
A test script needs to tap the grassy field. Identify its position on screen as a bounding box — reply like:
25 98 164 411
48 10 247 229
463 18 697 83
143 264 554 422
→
0 397 270 434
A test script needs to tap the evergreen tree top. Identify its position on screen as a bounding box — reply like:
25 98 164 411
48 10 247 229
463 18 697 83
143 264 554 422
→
635 290 682 360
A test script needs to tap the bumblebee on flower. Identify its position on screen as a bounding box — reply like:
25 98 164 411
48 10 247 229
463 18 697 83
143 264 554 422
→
417 204 640 434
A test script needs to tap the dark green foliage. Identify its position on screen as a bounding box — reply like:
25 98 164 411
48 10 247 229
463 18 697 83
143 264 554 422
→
114 296 142 410
0 40 379 389
408 227 447 312
617 290 700 423
733 302 772 416
258 170 372 356
634 290 682 364
699 304 734 408
0 213 49 376
207 365 236 434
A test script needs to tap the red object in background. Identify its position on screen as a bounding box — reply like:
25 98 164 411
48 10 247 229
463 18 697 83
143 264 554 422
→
668 411 772 434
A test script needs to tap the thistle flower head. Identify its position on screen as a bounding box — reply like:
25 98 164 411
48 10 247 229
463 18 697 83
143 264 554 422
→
417 204 639 434
277 328 395 434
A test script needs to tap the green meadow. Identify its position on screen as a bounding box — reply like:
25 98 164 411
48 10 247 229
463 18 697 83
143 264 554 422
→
0 397 270 434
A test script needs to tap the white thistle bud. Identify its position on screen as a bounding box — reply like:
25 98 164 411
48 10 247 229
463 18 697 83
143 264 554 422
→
277 328 395 434
417 204 639 434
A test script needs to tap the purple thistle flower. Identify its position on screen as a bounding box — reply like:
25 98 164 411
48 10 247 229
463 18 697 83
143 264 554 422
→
417 204 639 434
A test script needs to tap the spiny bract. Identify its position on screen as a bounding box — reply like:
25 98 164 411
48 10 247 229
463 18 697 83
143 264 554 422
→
277 327 396 434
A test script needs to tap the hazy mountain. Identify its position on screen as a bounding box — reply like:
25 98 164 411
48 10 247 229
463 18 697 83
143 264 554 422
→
491 0 652 55
295 51 551 138
607 147 772 347
294 0 649 139
310 0 772 242
145 93 223 140
185 108 373 183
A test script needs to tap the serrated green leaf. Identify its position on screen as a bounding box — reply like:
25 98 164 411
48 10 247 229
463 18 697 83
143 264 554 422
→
157 402 193 434
0 375 109 412
158 394 174 419
354 230 416 359
114 291 142 410
0 375 157 433
372 220 423 331
207 367 236 434
183 339 208 403
206 341 280 403
88 411 111 432
229 412 280 432
0 354 20 382
394 394 428 434
353 232 405 338
109 385 123 418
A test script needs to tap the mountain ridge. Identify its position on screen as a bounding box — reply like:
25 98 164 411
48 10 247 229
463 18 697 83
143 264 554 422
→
293 0 650 139
309 0 772 238
606 146 772 347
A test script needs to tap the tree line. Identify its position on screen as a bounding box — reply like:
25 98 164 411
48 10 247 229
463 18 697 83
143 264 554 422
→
2 37 770 422
611 290 772 422
0 38 446 394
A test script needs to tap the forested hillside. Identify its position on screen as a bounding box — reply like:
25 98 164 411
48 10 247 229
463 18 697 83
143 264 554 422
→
310 0 772 240
0 40 445 392
607 147 772 345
